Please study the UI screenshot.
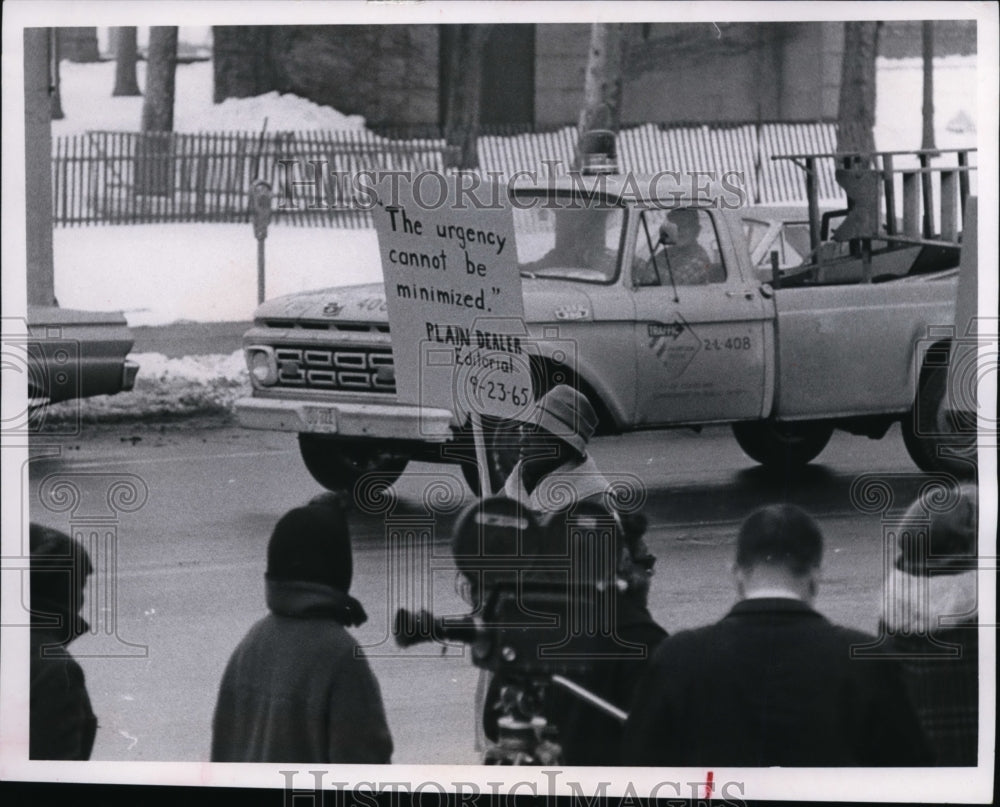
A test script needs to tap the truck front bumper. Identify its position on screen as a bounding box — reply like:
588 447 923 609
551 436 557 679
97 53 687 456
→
235 397 456 442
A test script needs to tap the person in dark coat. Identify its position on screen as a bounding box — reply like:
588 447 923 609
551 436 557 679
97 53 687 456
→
621 504 930 767
211 500 392 763
29 523 98 760
881 482 979 765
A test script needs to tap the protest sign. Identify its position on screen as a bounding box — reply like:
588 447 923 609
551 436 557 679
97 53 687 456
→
373 175 530 423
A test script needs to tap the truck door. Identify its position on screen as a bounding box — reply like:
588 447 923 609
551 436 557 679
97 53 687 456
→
630 206 769 425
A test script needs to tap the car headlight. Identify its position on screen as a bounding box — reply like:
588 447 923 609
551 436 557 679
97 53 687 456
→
246 346 278 386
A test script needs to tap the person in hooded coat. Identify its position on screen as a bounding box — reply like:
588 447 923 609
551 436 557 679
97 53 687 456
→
881 482 979 765
210 500 392 763
29 523 98 760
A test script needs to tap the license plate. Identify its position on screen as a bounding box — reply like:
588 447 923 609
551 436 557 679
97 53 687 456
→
302 406 338 432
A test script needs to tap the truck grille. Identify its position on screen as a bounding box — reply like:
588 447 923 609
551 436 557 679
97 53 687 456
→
274 347 395 393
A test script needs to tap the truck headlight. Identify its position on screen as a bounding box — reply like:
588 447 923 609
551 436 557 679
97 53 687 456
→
246 346 278 386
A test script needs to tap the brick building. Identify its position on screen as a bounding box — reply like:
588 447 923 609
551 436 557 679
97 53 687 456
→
212 20 977 128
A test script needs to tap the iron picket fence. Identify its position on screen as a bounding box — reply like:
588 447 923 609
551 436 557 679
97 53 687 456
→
52 121 853 227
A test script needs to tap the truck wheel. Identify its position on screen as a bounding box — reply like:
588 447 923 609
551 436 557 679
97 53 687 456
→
298 435 409 492
457 417 520 496
900 362 976 477
732 420 833 471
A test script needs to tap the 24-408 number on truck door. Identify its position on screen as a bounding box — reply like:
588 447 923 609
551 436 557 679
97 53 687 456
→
704 336 753 351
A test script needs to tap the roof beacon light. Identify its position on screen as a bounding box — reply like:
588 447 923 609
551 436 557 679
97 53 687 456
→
579 129 618 175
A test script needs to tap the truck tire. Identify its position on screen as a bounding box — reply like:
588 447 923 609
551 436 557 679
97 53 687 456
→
457 417 520 496
298 434 409 492
732 420 833 471
900 361 976 477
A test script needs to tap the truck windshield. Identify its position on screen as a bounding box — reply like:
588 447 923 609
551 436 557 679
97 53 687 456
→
511 194 623 283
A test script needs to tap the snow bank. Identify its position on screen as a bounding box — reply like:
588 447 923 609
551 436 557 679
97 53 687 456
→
54 61 366 136
202 91 366 134
39 350 249 425
134 350 247 385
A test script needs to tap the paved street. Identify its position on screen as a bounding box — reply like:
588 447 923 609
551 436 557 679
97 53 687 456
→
26 419 930 763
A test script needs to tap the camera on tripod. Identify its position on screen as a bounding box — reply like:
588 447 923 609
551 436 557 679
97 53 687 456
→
393 496 643 763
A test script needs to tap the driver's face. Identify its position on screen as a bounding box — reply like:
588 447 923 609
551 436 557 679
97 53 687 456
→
672 215 699 241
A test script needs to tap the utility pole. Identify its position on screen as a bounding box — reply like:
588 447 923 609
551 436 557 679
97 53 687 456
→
25 28 56 306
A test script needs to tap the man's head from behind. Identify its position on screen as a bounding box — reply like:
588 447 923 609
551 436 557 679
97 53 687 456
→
733 504 823 603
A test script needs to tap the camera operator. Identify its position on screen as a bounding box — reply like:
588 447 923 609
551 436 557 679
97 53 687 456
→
463 499 666 765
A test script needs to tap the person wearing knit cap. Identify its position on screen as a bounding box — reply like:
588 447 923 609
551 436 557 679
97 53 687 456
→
211 500 392 763
29 523 98 760
880 482 979 765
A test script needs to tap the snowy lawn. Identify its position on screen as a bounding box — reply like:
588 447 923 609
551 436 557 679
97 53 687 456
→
54 224 383 326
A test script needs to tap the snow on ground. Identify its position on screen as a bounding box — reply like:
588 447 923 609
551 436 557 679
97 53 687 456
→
875 55 978 153
54 225 383 326
53 60 366 136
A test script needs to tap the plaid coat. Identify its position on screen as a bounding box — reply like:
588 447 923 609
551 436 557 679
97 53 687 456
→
882 569 978 766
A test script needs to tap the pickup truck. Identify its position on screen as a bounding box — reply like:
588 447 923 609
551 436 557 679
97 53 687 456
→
235 152 975 492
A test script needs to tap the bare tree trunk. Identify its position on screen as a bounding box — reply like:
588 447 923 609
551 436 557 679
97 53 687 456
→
142 26 178 131
441 24 492 170
921 21 936 151
140 27 178 196
836 21 881 156
50 28 64 120
112 26 141 97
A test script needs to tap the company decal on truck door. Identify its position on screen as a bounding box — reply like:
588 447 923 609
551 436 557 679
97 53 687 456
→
646 315 701 378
